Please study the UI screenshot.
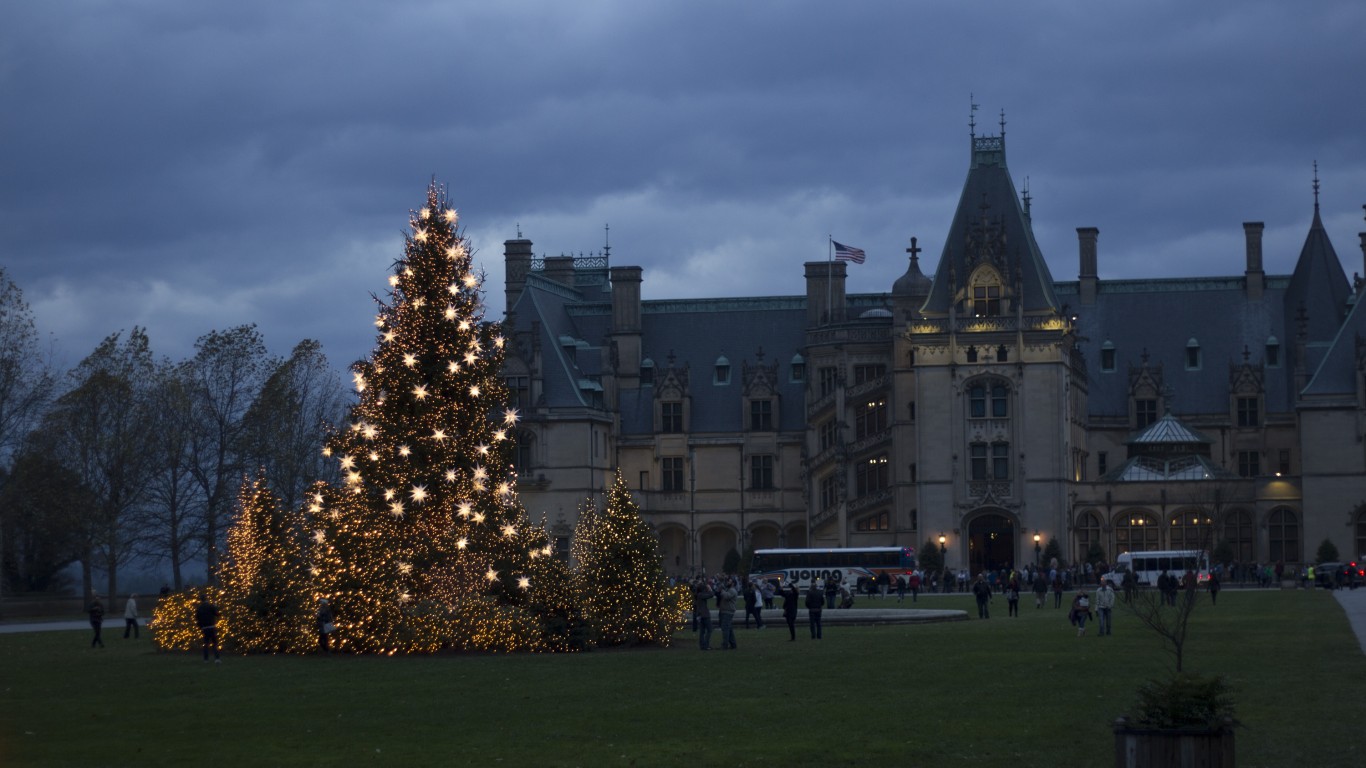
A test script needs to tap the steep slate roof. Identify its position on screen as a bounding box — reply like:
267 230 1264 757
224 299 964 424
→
619 298 810 435
1301 293 1366 399
1062 276 1293 418
1284 204 1352 348
921 133 1060 317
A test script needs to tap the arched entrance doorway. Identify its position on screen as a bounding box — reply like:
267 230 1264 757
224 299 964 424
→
967 510 1016 576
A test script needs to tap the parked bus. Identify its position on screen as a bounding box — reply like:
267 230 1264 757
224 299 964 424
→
750 547 917 593
1104 550 1211 587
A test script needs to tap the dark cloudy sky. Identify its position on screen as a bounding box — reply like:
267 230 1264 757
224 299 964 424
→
4 1 1364 372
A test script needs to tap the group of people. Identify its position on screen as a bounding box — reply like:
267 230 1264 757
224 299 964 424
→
965 571 1118 637
690 574 834 649
85 593 143 648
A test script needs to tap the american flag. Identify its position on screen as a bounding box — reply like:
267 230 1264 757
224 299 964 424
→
833 240 866 264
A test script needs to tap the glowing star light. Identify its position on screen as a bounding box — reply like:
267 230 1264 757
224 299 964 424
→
502 524 517 538
463 273 478 288
444 306 456 320
398 445 411 457
456 537 468 550
503 408 519 426
497 482 512 497
384 489 396 501
420 207 431 220
517 576 531 590
444 208 457 223
398 561 413 574
413 385 428 400
363 424 379 440
313 531 326 544
457 502 472 518
484 567 499 582
472 512 485 523
410 485 428 503
447 361 460 374
415 229 428 242
432 429 447 442
389 275 400 287
469 385 481 398
403 353 418 368
389 501 405 518
445 469 457 482
339 455 356 470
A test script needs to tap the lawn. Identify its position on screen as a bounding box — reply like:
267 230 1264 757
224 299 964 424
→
2 590 1362 768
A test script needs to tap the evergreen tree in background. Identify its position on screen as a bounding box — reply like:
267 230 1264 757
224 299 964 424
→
309 181 557 653
218 470 314 653
572 472 679 646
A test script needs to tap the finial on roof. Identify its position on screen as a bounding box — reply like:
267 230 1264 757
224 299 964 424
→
604 223 611 259
999 109 1006 137
1313 161 1320 212
969 93 978 137
1022 176 1032 219
906 236 922 265
516 222 523 238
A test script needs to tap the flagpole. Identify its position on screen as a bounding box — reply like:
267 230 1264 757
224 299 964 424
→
827 236 833 325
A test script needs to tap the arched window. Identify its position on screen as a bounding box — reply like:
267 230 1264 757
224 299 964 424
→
1114 511 1159 553
1221 509 1254 564
1169 509 1213 551
640 357 655 386
714 354 731 385
1267 508 1301 564
1100 340 1116 372
1075 511 1103 562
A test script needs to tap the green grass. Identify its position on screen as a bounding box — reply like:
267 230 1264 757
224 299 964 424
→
2 591 1363 768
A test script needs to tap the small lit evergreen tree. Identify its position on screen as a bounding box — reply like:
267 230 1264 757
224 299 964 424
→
218 470 314 653
572 472 679 646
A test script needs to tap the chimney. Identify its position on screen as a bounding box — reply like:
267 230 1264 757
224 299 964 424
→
503 238 533 317
1244 222 1265 300
609 266 643 386
1077 227 1099 305
542 255 576 288
804 261 847 326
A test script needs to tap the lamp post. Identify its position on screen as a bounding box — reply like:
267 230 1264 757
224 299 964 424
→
938 534 947 592
1034 533 1042 568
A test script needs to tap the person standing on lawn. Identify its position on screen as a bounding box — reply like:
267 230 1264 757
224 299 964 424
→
805 581 824 639
1070 589 1093 637
123 594 139 639
1095 580 1116 636
88 595 105 648
1208 571 1222 606
972 573 993 619
692 577 714 651
781 581 800 641
316 598 336 653
194 591 221 663
718 577 738 650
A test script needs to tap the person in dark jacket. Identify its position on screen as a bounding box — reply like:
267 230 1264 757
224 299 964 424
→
972 574 993 619
692 578 714 651
88 595 106 648
781 581 800 640
805 581 824 639
316 598 336 653
194 591 221 663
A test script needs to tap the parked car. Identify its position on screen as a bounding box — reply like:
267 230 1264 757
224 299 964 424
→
1315 562 1364 589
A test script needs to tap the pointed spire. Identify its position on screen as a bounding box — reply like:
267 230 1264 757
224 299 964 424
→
1312 161 1321 214
603 223 611 260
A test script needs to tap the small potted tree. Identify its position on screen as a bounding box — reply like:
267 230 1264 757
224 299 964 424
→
1114 673 1237 767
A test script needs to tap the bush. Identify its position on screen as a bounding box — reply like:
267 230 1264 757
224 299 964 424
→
1131 673 1237 730
1316 539 1340 565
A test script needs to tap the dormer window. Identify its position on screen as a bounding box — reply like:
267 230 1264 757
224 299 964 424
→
790 354 806 382
967 268 1004 317
1186 338 1201 370
640 357 655 386
1265 337 1280 368
1100 341 1116 372
966 346 978 363
714 355 731 385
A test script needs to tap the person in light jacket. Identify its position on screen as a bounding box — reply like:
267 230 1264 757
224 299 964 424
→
123 594 139 639
1094 581 1116 636
718 578 738 650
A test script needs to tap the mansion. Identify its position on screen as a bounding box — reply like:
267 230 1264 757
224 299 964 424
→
498 129 1366 578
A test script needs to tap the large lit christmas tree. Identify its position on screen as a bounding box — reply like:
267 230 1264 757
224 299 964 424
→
307 181 565 653
572 471 682 646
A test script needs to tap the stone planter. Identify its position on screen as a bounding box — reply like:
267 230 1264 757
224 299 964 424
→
1113 717 1236 768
